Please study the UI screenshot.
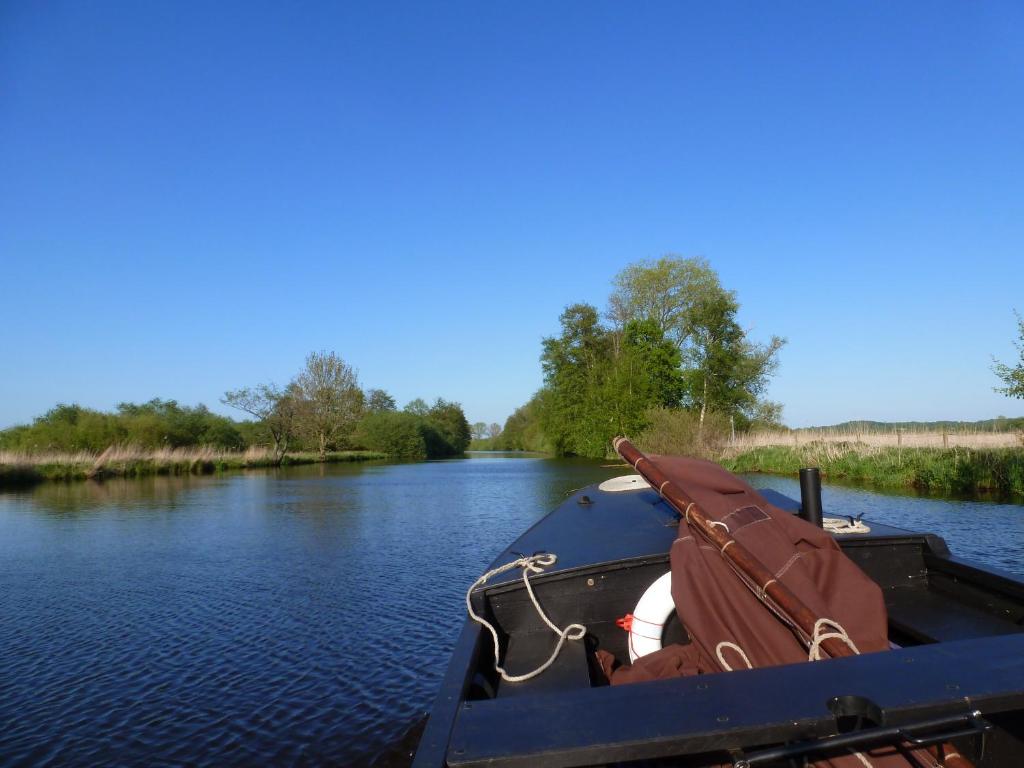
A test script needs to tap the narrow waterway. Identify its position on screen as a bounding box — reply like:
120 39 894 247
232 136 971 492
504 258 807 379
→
1 455 1022 766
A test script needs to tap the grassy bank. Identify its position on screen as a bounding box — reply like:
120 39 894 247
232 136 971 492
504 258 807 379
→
722 443 1024 498
0 446 386 488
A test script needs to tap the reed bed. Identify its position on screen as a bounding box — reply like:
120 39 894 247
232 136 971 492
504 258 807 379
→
722 442 1024 498
0 445 386 487
730 428 1024 451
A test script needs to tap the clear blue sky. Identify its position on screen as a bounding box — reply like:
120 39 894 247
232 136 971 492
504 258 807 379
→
2 1 1022 430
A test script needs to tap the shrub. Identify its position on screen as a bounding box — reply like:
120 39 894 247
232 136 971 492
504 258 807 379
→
635 407 730 459
354 412 427 459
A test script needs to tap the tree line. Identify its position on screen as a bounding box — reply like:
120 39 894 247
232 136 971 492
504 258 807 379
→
481 256 786 458
0 351 472 462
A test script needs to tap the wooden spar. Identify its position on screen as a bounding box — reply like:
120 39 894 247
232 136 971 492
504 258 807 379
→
614 437 860 660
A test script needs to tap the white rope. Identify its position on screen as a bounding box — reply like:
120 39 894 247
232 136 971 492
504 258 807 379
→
823 516 871 534
465 553 586 683
714 617 860 671
715 640 753 672
807 617 861 661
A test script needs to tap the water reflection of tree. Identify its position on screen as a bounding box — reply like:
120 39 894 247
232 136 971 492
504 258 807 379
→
21 474 217 515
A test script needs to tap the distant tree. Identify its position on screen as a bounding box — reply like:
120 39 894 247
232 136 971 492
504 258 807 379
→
746 400 785 431
366 388 397 413
993 311 1024 399
471 422 489 440
222 383 300 463
487 422 502 439
0 399 245 453
425 398 472 456
404 398 430 416
294 351 365 459
355 411 427 459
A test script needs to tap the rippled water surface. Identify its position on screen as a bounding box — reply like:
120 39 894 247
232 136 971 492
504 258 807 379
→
2 456 1023 766
0 455 621 767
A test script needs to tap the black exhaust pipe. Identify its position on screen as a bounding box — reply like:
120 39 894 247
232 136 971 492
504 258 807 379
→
799 467 823 528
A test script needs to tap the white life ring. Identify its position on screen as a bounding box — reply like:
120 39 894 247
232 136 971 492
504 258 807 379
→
625 571 675 662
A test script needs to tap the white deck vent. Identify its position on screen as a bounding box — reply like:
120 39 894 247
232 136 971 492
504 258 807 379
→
598 474 652 493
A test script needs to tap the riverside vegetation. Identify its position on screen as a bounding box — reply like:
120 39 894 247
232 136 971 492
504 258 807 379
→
470 258 1024 499
0 351 470 488
721 426 1024 498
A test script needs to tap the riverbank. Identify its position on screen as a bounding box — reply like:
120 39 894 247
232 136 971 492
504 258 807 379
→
722 444 1024 498
0 446 386 488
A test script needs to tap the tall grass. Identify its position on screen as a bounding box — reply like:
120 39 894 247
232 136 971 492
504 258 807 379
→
635 408 731 459
0 445 386 488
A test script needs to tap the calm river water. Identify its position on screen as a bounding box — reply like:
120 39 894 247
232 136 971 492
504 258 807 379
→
2 454 1023 767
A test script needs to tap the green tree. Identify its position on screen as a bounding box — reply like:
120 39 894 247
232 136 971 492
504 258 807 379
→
610 257 784 432
365 388 397 413
355 411 427 459
540 303 613 456
500 392 550 452
539 305 696 456
424 398 472 456
681 288 785 430
294 351 365 459
608 255 720 348
993 311 1024 399
404 398 430 416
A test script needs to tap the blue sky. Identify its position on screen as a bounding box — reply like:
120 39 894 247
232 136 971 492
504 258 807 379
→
2 1 1022 429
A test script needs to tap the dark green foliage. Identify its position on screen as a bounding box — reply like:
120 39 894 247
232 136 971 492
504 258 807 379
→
0 400 244 452
537 305 687 457
498 393 551 452
404 398 430 416
354 412 427 459
353 398 471 458
366 388 398 413
424 398 472 456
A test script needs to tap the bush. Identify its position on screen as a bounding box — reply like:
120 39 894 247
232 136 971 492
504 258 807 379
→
354 412 427 459
635 407 730 459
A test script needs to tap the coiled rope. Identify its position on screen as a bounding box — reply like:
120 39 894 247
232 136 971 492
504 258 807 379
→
465 553 586 683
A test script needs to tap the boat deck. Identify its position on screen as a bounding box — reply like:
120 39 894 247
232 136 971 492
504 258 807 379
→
414 479 1024 768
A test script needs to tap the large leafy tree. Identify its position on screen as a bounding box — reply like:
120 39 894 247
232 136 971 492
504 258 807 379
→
611 256 785 430
424 398 472 456
993 312 1024 399
540 304 613 456
681 288 784 429
608 255 720 347
540 306 687 456
294 351 365 459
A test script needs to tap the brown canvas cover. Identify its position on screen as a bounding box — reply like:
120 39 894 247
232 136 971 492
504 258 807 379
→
596 455 942 768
